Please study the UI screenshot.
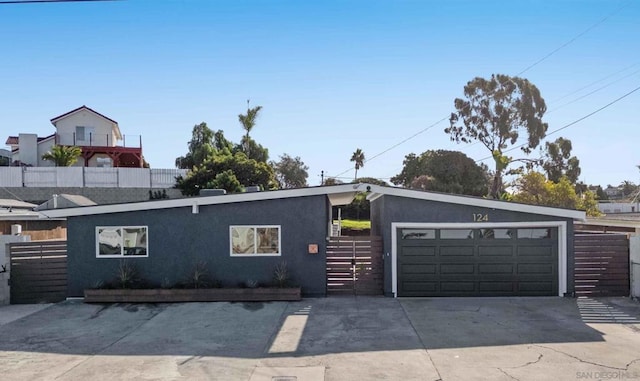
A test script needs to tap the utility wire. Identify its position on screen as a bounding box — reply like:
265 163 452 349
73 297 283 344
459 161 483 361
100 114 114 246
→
517 1 632 75
327 1 629 180
475 84 640 163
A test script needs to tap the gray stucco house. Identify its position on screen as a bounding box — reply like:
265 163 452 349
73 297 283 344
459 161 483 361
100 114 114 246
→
41 183 585 298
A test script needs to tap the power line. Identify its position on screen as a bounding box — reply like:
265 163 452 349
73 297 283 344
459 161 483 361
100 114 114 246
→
328 116 449 179
475 84 640 163
517 1 632 76
327 2 629 180
547 68 640 113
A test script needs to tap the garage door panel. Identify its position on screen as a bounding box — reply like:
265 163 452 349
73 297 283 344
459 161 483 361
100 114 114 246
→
518 263 554 275
478 264 513 274
518 281 554 293
401 246 436 257
440 264 475 274
479 281 515 292
401 264 436 274
478 246 514 256
398 227 558 297
440 282 475 292
517 246 553 257
440 246 474 256
402 282 437 292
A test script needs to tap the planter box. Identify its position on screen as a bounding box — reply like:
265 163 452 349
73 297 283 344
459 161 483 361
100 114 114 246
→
84 287 301 303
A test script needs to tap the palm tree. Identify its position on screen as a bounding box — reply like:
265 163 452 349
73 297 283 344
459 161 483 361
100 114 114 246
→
350 148 365 180
42 145 82 167
238 103 263 157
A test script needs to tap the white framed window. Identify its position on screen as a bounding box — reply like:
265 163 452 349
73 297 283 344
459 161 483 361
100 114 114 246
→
96 226 148 258
230 225 281 256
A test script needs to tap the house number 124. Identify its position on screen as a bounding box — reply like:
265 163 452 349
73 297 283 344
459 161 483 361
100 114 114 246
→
473 213 489 222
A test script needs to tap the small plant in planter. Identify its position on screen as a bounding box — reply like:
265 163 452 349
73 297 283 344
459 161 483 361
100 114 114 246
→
116 260 139 289
185 261 211 289
245 279 259 289
273 261 290 288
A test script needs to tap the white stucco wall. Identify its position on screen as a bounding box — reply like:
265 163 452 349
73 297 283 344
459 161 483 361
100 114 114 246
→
37 139 55 167
17 133 38 166
54 110 118 147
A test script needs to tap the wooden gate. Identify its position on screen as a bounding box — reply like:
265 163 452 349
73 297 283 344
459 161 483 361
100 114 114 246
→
326 236 383 295
9 240 67 304
574 234 629 297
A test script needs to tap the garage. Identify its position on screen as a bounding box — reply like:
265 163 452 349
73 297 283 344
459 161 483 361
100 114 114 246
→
368 186 585 297
397 226 558 296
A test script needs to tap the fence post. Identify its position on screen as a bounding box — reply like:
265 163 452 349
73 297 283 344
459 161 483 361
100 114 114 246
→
631 236 640 298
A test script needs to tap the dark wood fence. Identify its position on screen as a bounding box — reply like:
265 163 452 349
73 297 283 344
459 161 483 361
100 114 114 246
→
9 240 67 304
326 236 383 295
574 234 629 297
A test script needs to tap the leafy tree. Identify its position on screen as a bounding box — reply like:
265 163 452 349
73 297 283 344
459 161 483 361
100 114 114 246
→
272 154 309 189
175 122 216 169
207 170 243 193
41 145 82 167
238 105 264 160
323 178 343 186
445 74 548 198
620 180 638 198
391 150 489 196
353 177 388 186
176 150 275 195
542 137 580 184
512 172 600 216
350 148 365 180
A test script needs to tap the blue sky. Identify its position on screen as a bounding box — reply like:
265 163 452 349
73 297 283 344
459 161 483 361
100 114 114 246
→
2 0 639 188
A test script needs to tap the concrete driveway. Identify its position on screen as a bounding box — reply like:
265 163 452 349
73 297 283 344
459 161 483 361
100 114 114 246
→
0 297 639 381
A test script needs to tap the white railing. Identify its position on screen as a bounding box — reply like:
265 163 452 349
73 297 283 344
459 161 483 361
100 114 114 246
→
0 167 187 188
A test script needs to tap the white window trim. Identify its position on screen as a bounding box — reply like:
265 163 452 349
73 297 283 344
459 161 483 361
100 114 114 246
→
229 225 282 257
390 221 568 298
96 226 149 258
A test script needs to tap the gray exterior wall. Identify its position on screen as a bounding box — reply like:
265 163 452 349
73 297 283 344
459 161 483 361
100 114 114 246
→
67 195 329 297
371 195 576 296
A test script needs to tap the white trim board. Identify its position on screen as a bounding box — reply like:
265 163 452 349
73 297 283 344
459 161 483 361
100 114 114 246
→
390 221 568 298
40 183 586 220
368 185 585 221
40 183 368 218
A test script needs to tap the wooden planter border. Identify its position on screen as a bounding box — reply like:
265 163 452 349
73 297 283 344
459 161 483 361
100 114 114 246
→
84 287 301 303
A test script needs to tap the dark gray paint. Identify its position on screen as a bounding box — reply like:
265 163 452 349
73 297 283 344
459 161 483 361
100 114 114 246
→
67 195 329 297
371 195 575 296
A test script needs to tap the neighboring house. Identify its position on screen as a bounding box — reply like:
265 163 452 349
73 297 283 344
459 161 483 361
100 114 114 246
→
35 194 97 211
604 186 623 199
5 105 144 168
43 184 585 299
0 149 11 166
0 198 66 240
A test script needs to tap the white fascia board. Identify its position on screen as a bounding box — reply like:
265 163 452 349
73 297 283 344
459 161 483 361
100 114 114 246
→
39 183 369 218
367 185 586 221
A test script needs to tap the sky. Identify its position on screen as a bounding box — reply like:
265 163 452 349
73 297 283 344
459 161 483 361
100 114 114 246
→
1 0 639 188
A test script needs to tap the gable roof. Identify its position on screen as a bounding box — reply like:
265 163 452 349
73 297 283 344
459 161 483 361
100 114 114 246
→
0 199 36 210
38 184 586 221
366 185 585 220
35 194 97 211
50 105 118 125
5 133 56 146
50 106 122 140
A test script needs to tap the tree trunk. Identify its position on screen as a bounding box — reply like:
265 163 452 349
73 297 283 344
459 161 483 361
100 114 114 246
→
491 171 502 199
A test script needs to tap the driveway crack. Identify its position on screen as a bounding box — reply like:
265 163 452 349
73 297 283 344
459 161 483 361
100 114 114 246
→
497 368 519 380
534 345 637 371
399 300 443 381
